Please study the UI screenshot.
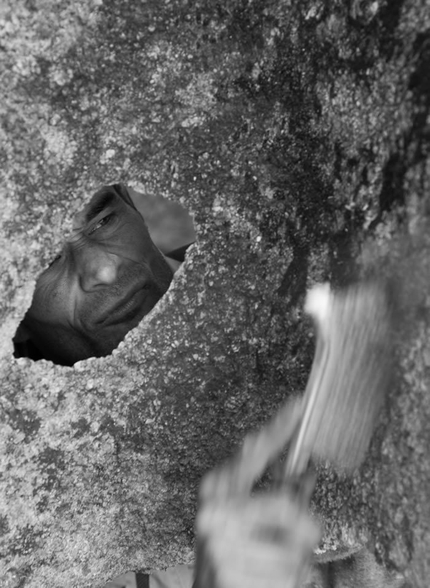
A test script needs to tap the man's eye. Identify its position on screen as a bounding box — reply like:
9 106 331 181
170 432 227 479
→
89 213 114 234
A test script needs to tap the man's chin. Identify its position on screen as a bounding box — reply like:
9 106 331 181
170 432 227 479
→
89 296 160 356
89 275 165 327
93 324 137 355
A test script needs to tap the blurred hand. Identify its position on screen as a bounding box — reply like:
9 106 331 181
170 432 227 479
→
194 399 321 588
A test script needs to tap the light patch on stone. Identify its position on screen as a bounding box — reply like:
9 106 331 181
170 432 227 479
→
176 73 216 128
42 125 78 165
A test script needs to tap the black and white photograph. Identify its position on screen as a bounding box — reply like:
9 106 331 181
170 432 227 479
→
1 1 429 586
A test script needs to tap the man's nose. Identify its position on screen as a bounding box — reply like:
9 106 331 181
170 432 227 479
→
77 247 120 292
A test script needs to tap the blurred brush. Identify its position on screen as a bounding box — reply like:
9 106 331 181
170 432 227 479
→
285 280 393 476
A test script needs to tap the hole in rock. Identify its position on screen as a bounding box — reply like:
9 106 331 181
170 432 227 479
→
13 184 195 366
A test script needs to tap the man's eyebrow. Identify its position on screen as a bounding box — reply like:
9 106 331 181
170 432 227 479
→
85 192 116 223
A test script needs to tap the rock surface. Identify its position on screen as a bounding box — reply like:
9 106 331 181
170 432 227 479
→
1 1 429 586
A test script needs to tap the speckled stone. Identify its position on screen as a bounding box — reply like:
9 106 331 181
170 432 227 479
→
1 1 429 586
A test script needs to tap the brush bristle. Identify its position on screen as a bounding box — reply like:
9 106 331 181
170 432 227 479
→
302 280 393 470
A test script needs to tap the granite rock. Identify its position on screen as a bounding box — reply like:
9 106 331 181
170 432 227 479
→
1 1 429 586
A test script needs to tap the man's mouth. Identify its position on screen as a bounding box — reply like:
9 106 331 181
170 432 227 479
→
96 282 161 327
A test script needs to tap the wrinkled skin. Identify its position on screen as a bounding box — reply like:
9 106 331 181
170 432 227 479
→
19 184 173 365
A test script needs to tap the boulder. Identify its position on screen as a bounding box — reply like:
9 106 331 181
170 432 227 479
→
1 1 429 586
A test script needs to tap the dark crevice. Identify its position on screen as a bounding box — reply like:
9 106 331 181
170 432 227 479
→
277 241 309 308
369 29 430 230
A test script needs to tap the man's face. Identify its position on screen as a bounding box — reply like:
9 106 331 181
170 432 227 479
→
22 185 173 365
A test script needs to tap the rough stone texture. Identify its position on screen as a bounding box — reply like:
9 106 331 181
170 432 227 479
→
1 0 429 586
